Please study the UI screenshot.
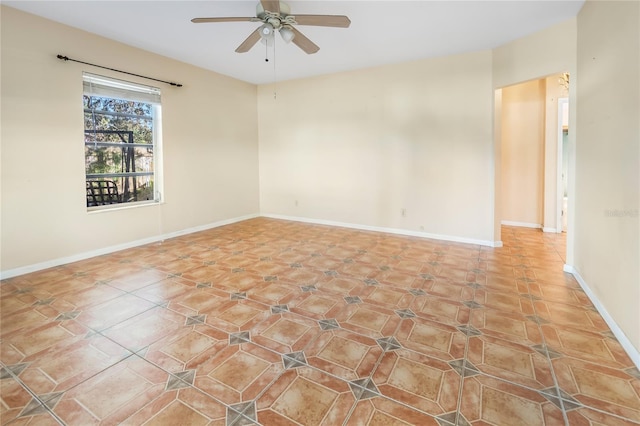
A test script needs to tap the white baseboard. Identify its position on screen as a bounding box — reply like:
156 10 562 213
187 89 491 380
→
262 214 500 247
0 213 259 280
501 220 542 229
542 227 558 233
564 264 640 370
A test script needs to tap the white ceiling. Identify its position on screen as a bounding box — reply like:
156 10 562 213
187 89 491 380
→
5 1 584 85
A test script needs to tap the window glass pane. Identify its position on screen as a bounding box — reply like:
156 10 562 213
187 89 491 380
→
83 76 160 209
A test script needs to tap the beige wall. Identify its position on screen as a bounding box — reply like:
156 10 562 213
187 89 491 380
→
0 7 260 272
500 79 546 226
575 1 640 350
258 51 495 243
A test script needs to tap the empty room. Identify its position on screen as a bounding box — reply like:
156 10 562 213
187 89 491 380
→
1 1 638 425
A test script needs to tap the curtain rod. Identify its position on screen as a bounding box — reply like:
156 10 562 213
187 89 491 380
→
57 54 183 87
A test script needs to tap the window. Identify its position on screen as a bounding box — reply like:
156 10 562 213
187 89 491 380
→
83 73 162 209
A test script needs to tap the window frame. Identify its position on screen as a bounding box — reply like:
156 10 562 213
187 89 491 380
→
82 73 163 211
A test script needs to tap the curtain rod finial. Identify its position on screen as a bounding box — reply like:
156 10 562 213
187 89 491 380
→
57 54 69 61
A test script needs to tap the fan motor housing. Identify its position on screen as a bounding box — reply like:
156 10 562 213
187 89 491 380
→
256 1 291 18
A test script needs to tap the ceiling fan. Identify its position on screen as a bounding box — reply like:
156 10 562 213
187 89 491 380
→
191 1 351 54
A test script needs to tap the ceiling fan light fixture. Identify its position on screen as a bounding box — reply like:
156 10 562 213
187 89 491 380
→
279 26 295 43
260 23 274 37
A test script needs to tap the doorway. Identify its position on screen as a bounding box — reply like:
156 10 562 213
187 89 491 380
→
557 97 569 232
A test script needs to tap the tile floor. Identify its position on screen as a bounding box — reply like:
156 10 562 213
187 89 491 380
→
1 218 639 425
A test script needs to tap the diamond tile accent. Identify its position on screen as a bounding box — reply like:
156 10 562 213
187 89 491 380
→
196 282 212 288
55 311 80 321
290 263 302 268
227 401 257 426
33 298 55 306
531 344 563 359
466 282 483 289
448 359 480 378
463 301 483 309
363 278 379 286
409 289 426 296
18 392 64 417
436 412 471 426
185 314 206 325
379 265 390 271
229 331 251 345
420 273 435 280
318 319 340 331
0 363 28 379
264 275 278 282
601 330 617 340
558 388 581 411
349 377 381 400
456 325 482 337
343 258 354 264
395 309 416 319
344 296 362 304
282 351 308 369
436 412 457 426
539 386 580 411
526 315 550 325
166 370 196 390
232 268 245 273
18 399 46 417
625 366 640 379
539 389 562 410
324 270 338 276
271 304 289 314
300 285 317 292
376 336 401 351
231 292 247 300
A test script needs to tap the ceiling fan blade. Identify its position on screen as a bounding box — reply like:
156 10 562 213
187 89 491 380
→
235 28 262 53
290 27 320 54
292 15 351 28
260 0 280 14
191 17 257 23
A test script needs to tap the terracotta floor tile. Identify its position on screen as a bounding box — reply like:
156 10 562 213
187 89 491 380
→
52 355 171 424
256 367 354 426
251 312 319 353
131 276 194 305
459 374 566 425
75 293 157 331
346 397 440 425
305 328 383 380
372 348 461 416
0 376 35 423
533 299 610 333
102 306 186 352
552 357 640 421
410 295 471 326
2 220 638 426
469 307 544 347
192 342 284 405
541 323 637 369
15 333 133 395
466 334 556 390
394 316 467 361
